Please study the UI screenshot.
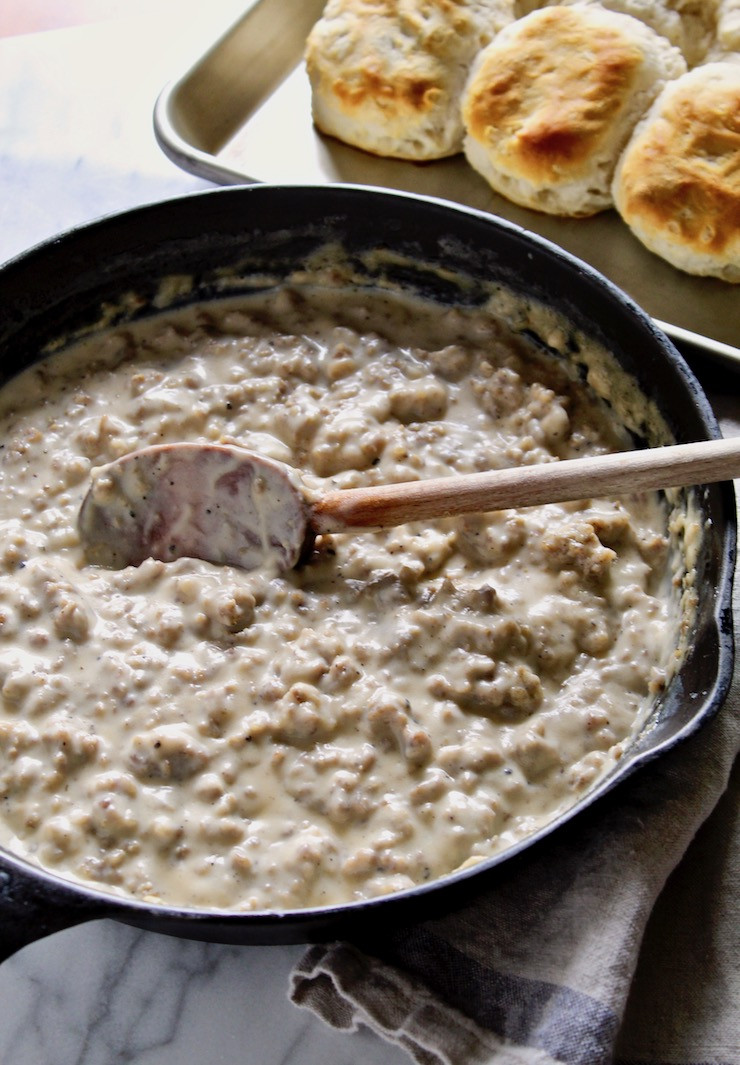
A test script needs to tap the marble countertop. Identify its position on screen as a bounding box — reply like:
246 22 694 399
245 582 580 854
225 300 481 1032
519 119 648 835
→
0 8 736 1064
0 7 409 1062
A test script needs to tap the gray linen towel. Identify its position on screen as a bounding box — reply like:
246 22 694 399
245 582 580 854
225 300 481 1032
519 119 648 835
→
290 461 739 1064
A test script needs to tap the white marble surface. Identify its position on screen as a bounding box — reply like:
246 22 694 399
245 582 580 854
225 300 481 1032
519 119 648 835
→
0 8 410 1063
0 921 409 1065
0 7 211 265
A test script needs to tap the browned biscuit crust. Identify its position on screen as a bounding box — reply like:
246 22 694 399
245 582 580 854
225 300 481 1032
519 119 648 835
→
465 10 645 183
305 0 514 160
461 5 686 215
613 62 740 280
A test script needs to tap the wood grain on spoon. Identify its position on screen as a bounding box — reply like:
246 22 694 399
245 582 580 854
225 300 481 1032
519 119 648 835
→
312 436 740 534
79 437 740 571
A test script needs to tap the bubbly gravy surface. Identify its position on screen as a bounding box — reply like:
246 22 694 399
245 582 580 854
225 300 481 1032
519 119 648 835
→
0 284 690 910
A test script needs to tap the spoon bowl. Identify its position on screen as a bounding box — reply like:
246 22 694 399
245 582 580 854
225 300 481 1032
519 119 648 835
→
78 443 310 571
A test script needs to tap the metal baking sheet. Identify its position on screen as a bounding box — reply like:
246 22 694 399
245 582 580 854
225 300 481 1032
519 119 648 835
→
153 0 740 369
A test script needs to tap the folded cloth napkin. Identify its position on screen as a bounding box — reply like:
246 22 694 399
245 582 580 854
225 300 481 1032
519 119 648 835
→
291 456 739 1064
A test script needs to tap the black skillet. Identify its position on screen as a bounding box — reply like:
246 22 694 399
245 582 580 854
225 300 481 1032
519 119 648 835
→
0 185 734 962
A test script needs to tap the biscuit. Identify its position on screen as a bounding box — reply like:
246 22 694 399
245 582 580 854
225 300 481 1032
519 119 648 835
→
461 4 687 216
612 62 740 282
305 0 515 161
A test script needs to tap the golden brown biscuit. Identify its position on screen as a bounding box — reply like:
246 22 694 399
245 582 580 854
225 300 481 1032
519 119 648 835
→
612 62 740 282
305 0 515 161
461 4 687 216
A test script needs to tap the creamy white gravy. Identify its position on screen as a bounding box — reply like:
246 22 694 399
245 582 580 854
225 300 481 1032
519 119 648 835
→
0 283 693 910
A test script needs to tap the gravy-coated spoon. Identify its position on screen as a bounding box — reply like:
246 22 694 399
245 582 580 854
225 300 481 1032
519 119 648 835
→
78 438 740 571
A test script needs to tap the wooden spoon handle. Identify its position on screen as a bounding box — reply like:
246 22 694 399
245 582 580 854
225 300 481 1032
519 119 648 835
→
311 436 740 534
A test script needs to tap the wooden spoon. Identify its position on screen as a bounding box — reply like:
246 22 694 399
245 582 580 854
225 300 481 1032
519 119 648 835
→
78 437 740 571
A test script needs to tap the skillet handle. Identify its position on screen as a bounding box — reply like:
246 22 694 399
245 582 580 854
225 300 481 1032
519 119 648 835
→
0 860 110 965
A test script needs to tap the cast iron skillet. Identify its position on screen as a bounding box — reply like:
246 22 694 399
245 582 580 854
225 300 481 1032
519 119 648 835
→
0 185 734 962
